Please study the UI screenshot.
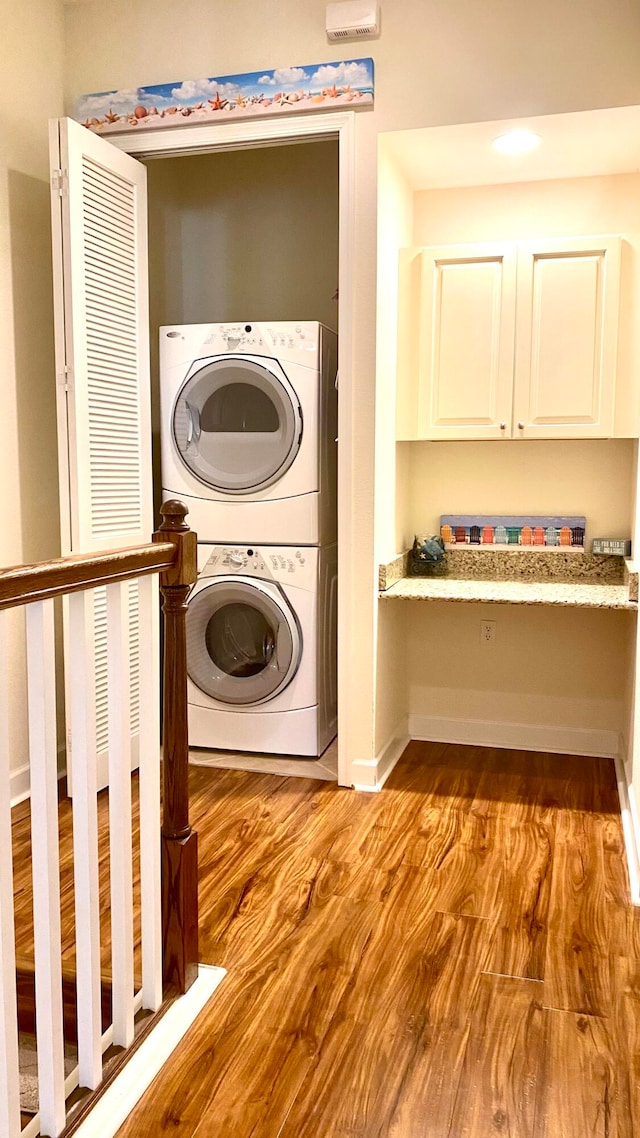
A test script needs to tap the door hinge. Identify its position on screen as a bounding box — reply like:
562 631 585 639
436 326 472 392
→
51 168 68 197
57 364 73 392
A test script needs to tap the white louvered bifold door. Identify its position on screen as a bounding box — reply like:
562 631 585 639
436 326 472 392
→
49 117 155 791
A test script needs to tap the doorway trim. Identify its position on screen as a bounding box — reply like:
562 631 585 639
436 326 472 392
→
109 111 356 787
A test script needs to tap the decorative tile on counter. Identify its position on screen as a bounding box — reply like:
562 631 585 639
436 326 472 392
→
440 548 625 583
379 577 636 609
378 550 410 591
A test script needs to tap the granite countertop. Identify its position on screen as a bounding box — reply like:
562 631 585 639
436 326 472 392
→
380 576 635 609
378 548 638 611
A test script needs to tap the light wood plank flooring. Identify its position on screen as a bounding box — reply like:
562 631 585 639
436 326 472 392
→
13 741 640 1135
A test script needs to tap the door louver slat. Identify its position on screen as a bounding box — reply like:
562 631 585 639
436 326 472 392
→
82 152 144 549
82 162 144 718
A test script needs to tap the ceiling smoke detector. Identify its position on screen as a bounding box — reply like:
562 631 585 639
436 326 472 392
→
326 1 380 41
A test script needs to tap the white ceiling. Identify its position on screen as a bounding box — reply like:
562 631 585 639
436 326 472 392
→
381 105 640 189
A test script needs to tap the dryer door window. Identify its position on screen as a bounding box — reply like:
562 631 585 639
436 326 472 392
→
172 357 302 494
186 578 301 705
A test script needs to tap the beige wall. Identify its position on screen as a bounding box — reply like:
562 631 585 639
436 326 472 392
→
374 144 413 752
146 143 339 517
147 144 339 333
1 0 64 785
405 601 634 740
405 439 634 547
62 0 640 764
376 142 413 560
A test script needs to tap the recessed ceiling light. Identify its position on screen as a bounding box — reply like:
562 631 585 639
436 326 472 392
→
491 129 542 155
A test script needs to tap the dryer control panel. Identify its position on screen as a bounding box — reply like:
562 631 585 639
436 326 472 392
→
162 321 322 360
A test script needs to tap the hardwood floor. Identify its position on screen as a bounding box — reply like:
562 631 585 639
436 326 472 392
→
12 777 143 982
13 741 640 1135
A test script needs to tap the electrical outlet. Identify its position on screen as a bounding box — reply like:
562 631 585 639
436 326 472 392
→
480 620 496 644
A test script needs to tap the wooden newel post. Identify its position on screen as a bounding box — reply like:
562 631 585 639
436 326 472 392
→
153 500 198 995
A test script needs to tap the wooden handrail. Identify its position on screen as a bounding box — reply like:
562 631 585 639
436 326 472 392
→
0 542 176 610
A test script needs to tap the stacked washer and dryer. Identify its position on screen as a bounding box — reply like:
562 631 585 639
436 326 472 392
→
160 321 338 758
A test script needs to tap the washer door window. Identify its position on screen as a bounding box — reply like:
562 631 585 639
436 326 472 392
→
187 578 301 706
173 356 302 494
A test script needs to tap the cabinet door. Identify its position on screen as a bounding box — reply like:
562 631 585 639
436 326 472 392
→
513 236 621 439
418 243 517 439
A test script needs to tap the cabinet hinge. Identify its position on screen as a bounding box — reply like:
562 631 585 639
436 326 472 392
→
51 168 68 198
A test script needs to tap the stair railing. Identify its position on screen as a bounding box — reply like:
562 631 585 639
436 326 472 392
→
0 500 198 1138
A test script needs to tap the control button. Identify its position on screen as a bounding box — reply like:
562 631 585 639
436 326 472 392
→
229 553 244 567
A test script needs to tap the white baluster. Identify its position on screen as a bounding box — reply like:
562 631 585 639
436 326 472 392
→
138 574 162 1011
26 599 66 1136
68 591 102 1089
0 612 20 1137
106 582 134 1047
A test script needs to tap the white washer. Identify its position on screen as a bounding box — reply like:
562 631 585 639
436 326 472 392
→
186 543 337 758
160 321 337 545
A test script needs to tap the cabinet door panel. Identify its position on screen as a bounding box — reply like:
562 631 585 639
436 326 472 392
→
419 244 516 439
514 237 621 438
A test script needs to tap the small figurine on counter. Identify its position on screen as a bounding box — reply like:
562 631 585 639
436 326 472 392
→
419 536 445 562
409 535 447 576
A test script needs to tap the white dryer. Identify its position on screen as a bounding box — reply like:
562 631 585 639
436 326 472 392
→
186 542 337 758
160 322 337 546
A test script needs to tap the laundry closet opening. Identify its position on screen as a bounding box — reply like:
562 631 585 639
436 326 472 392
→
146 139 340 773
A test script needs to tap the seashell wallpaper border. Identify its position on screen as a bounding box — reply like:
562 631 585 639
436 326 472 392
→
75 58 375 135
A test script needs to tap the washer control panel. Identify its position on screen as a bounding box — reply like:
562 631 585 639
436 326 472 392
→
199 545 315 588
205 547 270 575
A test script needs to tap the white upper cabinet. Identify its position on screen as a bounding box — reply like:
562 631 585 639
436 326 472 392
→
513 237 621 438
420 243 516 440
397 235 624 441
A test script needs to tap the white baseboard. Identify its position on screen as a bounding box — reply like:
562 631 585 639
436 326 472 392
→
69 965 226 1138
10 744 68 807
615 741 640 907
9 763 31 807
408 714 619 758
351 717 410 792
